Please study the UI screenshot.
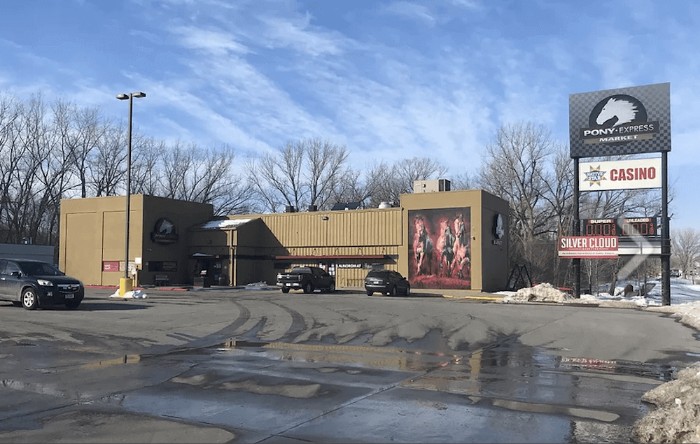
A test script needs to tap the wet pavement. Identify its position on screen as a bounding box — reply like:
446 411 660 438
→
0 288 697 443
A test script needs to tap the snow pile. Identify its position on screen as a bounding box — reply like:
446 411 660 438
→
647 302 700 330
109 289 148 299
502 280 700 443
502 283 571 303
245 281 278 291
633 363 700 443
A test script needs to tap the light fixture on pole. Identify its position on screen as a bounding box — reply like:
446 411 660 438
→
116 91 146 296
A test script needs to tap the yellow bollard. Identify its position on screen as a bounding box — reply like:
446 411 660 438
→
119 277 133 296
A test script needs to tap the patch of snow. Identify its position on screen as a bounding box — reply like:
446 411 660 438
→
109 289 147 299
245 281 278 291
504 278 700 442
200 219 252 230
502 283 571 303
633 362 700 443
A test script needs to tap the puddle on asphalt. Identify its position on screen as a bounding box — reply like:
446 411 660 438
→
81 354 142 369
224 340 456 372
222 336 681 426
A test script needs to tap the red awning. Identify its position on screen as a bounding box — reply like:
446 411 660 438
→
274 254 387 260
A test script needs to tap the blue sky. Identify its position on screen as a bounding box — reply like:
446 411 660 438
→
1 0 698 230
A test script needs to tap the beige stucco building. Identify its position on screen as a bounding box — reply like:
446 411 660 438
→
59 187 509 292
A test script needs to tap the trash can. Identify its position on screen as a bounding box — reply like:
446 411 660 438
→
193 277 210 288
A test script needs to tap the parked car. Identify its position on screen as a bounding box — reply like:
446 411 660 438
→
364 269 410 296
277 266 335 294
0 259 85 310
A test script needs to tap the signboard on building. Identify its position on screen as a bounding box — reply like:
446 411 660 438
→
579 158 662 191
558 236 618 259
582 217 658 237
569 83 670 158
102 261 120 272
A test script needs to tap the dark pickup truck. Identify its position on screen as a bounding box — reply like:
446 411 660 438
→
276 266 335 294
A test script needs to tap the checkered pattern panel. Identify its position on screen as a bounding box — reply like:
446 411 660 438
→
569 83 671 158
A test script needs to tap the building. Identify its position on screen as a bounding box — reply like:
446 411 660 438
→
59 184 510 292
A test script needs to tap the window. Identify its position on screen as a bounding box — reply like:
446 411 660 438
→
5 261 21 275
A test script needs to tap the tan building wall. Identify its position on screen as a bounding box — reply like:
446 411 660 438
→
400 189 509 292
60 190 509 291
60 195 213 286
189 208 403 288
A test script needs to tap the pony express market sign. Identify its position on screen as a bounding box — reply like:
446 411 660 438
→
579 158 662 191
558 236 618 259
569 83 670 158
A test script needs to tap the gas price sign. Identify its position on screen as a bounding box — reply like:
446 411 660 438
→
582 217 658 237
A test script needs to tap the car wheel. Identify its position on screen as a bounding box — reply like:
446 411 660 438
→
328 282 335 293
11 301 22 307
405 285 411 296
390 285 397 296
281 287 290 293
366 290 373 296
303 283 313 294
21 288 38 310
65 300 81 310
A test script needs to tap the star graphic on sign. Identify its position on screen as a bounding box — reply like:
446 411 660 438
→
583 165 607 186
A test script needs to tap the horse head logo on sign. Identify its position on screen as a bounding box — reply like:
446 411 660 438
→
591 95 647 128
579 93 657 148
570 83 669 158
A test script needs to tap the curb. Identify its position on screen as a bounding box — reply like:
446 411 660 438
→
442 294 504 301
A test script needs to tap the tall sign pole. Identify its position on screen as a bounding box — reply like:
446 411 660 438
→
573 159 581 299
661 151 671 305
569 83 671 305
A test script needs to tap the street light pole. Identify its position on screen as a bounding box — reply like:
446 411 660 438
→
116 91 146 296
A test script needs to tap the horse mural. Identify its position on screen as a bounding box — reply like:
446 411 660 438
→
596 97 639 127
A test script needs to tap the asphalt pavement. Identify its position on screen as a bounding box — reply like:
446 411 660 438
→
0 286 697 443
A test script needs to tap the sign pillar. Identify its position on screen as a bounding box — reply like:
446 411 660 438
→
573 159 581 299
661 151 671 305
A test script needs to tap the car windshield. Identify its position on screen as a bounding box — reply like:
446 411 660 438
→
367 271 389 278
17 261 64 276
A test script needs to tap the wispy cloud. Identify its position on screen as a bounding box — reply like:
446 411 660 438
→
380 1 437 27
173 26 250 56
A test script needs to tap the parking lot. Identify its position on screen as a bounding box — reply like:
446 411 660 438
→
1 286 698 443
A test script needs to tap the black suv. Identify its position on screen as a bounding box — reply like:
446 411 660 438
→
364 270 410 296
0 259 84 310
277 266 335 294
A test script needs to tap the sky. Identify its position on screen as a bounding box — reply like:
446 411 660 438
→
0 0 698 230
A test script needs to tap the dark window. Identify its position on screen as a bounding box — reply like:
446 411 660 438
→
16 261 62 276
5 261 21 275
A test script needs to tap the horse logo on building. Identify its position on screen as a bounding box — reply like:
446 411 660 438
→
151 217 179 244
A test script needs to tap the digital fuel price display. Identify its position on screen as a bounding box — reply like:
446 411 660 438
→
582 217 658 237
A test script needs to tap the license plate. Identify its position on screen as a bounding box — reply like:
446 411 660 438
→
64 294 74 299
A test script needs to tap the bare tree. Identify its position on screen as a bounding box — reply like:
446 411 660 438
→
156 142 253 215
88 123 127 197
0 96 24 242
332 162 389 209
478 122 554 281
384 157 448 205
130 136 164 196
304 138 349 210
248 138 349 212
672 228 700 279
450 171 477 191
61 104 106 198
